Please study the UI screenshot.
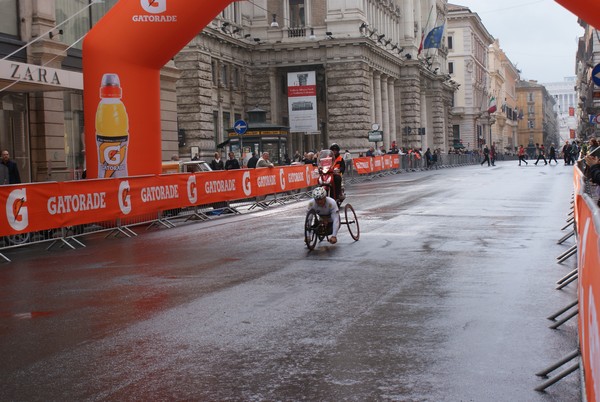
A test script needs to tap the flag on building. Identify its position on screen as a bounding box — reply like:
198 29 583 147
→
417 30 425 55
423 24 445 50
487 96 497 113
569 106 574 116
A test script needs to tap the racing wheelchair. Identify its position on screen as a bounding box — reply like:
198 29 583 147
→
304 201 359 250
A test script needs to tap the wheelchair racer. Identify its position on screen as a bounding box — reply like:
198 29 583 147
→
307 186 340 244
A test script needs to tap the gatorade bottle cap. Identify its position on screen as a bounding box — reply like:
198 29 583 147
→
100 73 122 98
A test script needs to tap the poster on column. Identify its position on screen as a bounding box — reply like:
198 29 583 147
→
287 71 318 133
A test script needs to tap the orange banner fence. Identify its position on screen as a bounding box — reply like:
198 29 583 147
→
572 167 600 402
0 165 319 238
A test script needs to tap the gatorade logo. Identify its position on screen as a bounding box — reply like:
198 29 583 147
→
279 168 286 190
187 175 198 204
6 189 28 231
118 180 132 215
99 141 127 178
134 0 176 22
242 171 252 196
141 0 167 14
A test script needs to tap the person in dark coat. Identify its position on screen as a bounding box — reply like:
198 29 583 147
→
1 150 21 184
246 152 258 169
224 152 240 170
210 152 224 170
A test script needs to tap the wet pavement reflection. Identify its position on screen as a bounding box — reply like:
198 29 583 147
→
0 161 580 401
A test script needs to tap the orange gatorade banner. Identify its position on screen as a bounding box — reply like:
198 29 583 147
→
353 157 374 175
575 192 600 402
0 166 318 236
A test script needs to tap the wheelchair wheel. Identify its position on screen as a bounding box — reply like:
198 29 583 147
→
304 210 319 250
345 203 360 241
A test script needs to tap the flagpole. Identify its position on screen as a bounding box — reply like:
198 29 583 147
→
418 5 434 57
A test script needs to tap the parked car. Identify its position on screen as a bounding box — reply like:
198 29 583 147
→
161 160 212 174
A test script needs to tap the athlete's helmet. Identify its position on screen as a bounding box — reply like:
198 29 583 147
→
330 143 340 152
312 186 327 200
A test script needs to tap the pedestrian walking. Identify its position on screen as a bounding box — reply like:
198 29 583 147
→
518 145 528 166
480 144 490 166
534 143 547 165
548 143 558 164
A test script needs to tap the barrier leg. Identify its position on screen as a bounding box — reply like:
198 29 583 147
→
547 300 578 321
561 217 574 231
535 350 579 377
556 268 578 285
535 362 579 392
556 244 577 262
549 308 578 329
557 230 575 245
555 273 578 290
0 252 11 263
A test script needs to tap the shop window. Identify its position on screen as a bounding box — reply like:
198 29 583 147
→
448 62 454 74
0 0 19 37
220 64 229 88
55 0 119 50
213 111 219 147
63 92 85 180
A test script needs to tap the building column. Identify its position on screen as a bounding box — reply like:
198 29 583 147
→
381 74 390 150
388 78 397 146
269 68 279 124
373 71 383 134
402 0 415 41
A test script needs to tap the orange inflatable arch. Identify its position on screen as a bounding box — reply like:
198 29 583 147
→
83 0 235 178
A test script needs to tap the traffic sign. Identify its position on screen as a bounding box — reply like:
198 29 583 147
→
233 119 248 135
368 130 383 142
593 64 600 86
594 114 600 125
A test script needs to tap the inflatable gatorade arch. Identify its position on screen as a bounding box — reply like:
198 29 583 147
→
83 0 236 178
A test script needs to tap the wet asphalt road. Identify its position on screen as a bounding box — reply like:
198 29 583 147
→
0 161 580 401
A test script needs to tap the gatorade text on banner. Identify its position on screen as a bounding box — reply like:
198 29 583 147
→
96 73 129 178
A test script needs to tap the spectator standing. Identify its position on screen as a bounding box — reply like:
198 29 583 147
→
534 143 547 165
570 141 580 164
256 152 274 168
283 153 291 165
518 145 528 166
548 143 558 164
480 144 490 166
225 152 240 170
366 147 375 157
0 150 21 184
562 141 572 165
303 152 317 166
246 152 258 169
210 152 224 170
424 148 433 169
293 150 302 162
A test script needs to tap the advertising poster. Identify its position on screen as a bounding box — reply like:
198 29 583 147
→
287 71 317 133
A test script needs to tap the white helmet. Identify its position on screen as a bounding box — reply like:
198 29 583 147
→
312 187 327 200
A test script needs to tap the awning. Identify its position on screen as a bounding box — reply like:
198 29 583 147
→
217 138 231 148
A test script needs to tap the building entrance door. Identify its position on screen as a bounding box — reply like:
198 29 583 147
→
0 92 30 182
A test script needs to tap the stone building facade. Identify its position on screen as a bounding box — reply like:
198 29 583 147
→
516 80 559 155
176 0 457 162
446 4 495 151
488 39 519 153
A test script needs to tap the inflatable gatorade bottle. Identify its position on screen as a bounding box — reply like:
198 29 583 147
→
96 73 129 178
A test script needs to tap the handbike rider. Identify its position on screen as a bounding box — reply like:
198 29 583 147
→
307 186 340 244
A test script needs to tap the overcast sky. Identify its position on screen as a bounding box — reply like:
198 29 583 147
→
450 0 584 84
